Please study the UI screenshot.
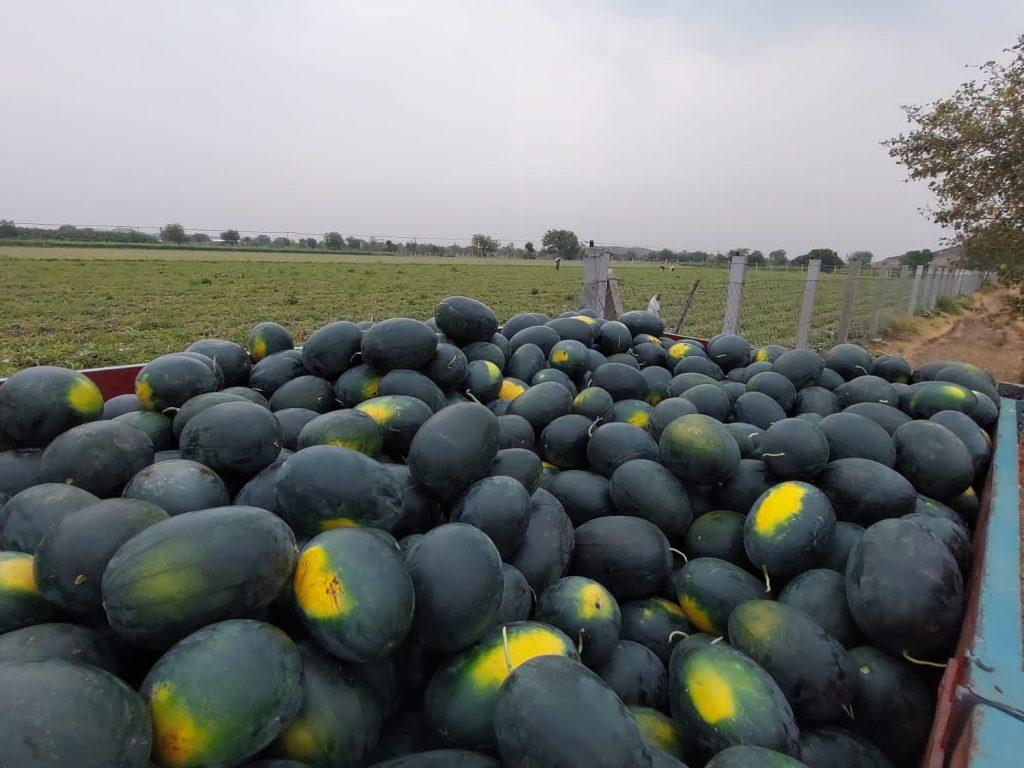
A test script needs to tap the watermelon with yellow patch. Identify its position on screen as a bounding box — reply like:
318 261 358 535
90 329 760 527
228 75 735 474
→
0 659 152 768
744 481 836 579
549 339 590 378
356 395 433 457
0 550 60 632
294 527 414 661
612 398 655 431
249 321 294 362
535 575 621 666
630 705 687 762
424 620 579 749
296 409 383 456
497 377 529 401
666 341 709 368
135 354 219 413
101 506 298 646
335 364 383 407
659 413 741 484
142 619 302 768
667 642 800 764
267 642 383 767
621 596 692 664
753 344 788 364
705 745 808 767
905 380 978 420
0 365 104 447
672 557 766 637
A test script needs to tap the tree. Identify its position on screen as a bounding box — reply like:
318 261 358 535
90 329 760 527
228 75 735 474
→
255 235 272 246
346 237 364 249
272 237 292 248
541 229 582 259
884 35 1024 278
791 248 843 268
0 220 18 238
303 237 318 249
524 241 535 254
324 232 344 250
848 251 874 267
220 229 240 245
160 223 187 244
749 250 766 266
470 234 500 255
899 248 934 268
188 232 211 244
768 249 788 266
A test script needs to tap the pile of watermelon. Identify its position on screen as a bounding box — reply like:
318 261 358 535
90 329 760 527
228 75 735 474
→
0 296 999 768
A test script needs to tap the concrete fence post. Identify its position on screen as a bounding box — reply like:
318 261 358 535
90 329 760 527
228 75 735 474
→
955 269 965 295
929 267 944 310
909 265 924 314
722 253 748 335
795 259 822 349
867 267 889 338
835 259 861 344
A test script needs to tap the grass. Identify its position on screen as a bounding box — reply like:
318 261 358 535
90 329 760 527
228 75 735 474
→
0 247 876 376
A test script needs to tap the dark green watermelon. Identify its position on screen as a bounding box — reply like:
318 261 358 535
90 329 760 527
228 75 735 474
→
714 459 770 514
707 335 751 372
0 622 117 672
531 367 578 396
724 423 764 459
667 372 720 397
818 412 895 466
668 642 800 763
122 458 230 516
893 420 974 499
493 655 652 768
825 343 872 381
834 376 899 409
142 619 302 767
929 409 990 481
508 325 560 356
903 513 972 576
744 481 835 578
462 341 505 370
540 414 593 470
103 393 145 419
572 516 672 601
971 391 999 429
0 659 152 767
506 343 546 383
277 445 403 534
815 458 917 525
759 418 829 480
641 366 673 405
672 557 765 636
871 354 912 384
935 362 998 402
298 321 364 379
621 597 692 664
597 321 633 355
136 354 219 413
408 403 499 500
0 550 61 632
705 745 807 767
729 599 853 722
820 521 865 573
650 397 698 439
549 339 591 377
746 372 797 412
612 398 656 430
547 316 595 345
659 413 740 484
113 410 175 451
1 482 99 552
847 646 932 765
609 459 692 543
587 422 659 477
450 476 531 558
334 364 383 407
268 642 382 766
799 725 894 768
369 749 499 767
435 296 498 343
733 391 787 429
362 318 438 373
591 363 647 401
180 400 281 477
274 407 321 451
846 518 964 659
294 528 413 661
535 575 621 666
407 523 503 653
423 343 469 390
464 360 504 402
249 321 294 361
102 506 297 646
187 338 252 387
629 705 687 763
496 563 533 624
596 640 668 708
0 366 104 447
680 383 731 421
794 386 839 417
386 465 442 538
507 381 574 430
40 420 153 497
270 375 334 413
250 350 306 396
296 409 383 456
772 349 824 389
34 498 168 615
508 489 575 594
778 568 861 647
683 510 750 570
673 356 725 380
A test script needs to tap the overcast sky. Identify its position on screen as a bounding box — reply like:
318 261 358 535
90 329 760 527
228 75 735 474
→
2 1 1022 257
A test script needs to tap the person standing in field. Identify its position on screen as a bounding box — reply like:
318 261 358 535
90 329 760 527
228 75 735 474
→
647 293 661 317
555 257 561 271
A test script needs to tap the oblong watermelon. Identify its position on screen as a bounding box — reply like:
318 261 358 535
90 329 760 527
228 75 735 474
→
408 403 499 500
362 318 438 373
0 550 60 632
744 481 836 578
296 409 383 456
508 489 575 595
1 482 99 553
122 458 230 516
596 639 668 708
0 365 104 447
572 515 672 601
0 621 117 671
102 506 298 646
609 459 692 544
40 420 153 497
778 568 861 647
450 476 531 558
0 659 152 767
136 354 219 413
435 296 499 343
659 413 740 484
179 400 281 477
535 575 621 666
142 619 302 768
672 557 765 636
301 321 364 379
249 321 294 361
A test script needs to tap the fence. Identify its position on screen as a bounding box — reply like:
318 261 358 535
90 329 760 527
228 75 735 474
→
580 249 988 350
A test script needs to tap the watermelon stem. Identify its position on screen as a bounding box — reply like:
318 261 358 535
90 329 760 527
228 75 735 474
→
527 584 538 604
761 451 785 457
161 407 180 415
464 391 482 405
577 628 585 655
667 630 689 642
501 625 513 673
901 650 948 669
761 565 772 593
710 636 724 645
587 418 605 437
842 703 855 720
669 548 688 563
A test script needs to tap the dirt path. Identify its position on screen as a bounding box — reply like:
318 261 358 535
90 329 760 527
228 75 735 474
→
868 287 1024 384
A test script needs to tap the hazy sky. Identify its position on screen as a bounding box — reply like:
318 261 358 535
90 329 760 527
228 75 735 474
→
3 1 1022 257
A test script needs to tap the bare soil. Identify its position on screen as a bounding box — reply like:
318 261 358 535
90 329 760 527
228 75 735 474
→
868 288 1024 384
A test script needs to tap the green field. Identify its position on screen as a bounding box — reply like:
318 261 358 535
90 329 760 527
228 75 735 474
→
0 247 869 376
